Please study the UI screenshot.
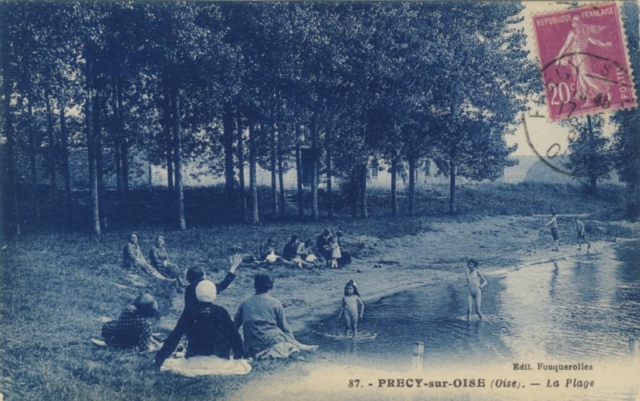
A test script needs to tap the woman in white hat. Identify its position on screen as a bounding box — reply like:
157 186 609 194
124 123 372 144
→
155 280 251 376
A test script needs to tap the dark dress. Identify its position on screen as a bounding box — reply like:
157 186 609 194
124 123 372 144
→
102 306 153 351
282 241 299 261
155 302 243 366
315 234 333 261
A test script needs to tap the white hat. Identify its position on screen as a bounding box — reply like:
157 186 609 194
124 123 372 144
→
195 280 217 303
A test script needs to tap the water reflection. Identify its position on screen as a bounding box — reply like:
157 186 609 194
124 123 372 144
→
303 241 640 367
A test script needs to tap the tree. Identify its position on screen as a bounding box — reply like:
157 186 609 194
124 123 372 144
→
428 2 535 213
565 115 613 193
0 3 21 236
611 1 640 216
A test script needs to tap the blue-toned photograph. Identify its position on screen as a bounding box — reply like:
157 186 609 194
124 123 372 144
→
0 1 638 400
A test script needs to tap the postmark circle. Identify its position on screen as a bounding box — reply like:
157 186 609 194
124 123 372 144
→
523 52 631 178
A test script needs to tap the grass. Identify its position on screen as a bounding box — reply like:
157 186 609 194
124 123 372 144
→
0 182 635 400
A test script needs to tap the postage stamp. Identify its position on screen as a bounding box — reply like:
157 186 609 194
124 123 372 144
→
532 3 637 121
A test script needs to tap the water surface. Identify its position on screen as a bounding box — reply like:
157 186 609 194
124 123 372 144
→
302 240 640 371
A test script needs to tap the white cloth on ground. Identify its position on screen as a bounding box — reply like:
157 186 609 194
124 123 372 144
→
160 355 252 377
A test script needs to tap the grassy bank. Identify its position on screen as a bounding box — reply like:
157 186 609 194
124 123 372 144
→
10 182 632 233
0 183 637 400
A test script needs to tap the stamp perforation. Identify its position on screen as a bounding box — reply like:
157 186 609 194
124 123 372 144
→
528 1 638 122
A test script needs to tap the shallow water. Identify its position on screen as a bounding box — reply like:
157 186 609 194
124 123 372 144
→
302 241 640 370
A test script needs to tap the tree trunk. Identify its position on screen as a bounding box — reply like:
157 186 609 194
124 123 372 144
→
449 158 456 214
277 123 286 217
166 139 173 191
59 100 72 200
270 120 278 216
351 167 359 217
172 84 186 230
360 162 368 218
409 157 416 216
116 85 129 197
45 87 57 200
27 97 41 223
311 118 319 219
295 129 304 218
121 139 129 194
223 101 235 210
237 113 246 220
113 86 123 197
164 83 174 192
249 119 259 224
85 50 100 236
2 75 20 236
587 115 597 193
94 93 107 230
391 157 398 217
326 128 333 218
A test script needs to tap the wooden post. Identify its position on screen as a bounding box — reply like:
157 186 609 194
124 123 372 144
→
630 337 639 363
412 341 424 372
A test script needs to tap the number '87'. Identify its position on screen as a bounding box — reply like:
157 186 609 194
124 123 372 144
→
349 379 361 388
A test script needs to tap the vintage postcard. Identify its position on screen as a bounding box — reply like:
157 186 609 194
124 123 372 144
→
0 1 638 401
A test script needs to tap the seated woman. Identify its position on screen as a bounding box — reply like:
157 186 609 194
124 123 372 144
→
258 238 280 264
155 281 251 376
100 293 161 353
183 254 242 319
148 236 187 286
297 240 323 268
235 273 318 360
315 229 334 264
123 233 173 281
282 235 304 268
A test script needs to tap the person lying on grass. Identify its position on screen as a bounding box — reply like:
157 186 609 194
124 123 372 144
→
149 236 188 287
123 233 175 282
155 280 251 376
235 273 318 360
100 293 162 353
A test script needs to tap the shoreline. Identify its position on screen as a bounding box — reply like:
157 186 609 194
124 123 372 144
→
165 216 640 335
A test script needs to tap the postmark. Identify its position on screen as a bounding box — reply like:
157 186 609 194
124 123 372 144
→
532 3 637 122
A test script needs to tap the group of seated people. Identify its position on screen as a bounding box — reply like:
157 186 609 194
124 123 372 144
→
254 229 352 269
122 233 187 290
100 254 317 377
124 229 353 291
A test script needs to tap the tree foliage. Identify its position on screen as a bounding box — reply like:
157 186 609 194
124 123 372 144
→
0 1 544 231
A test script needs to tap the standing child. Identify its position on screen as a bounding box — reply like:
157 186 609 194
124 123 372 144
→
330 237 341 269
338 280 364 339
544 213 560 251
574 218 591 250
464 259 488 321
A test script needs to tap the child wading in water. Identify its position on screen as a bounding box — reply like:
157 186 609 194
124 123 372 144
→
338 280 364 339
574 218 591 250
464 259 488 321
544 213 560 251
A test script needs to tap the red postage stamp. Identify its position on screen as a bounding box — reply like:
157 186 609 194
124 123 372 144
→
532 3 636 121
